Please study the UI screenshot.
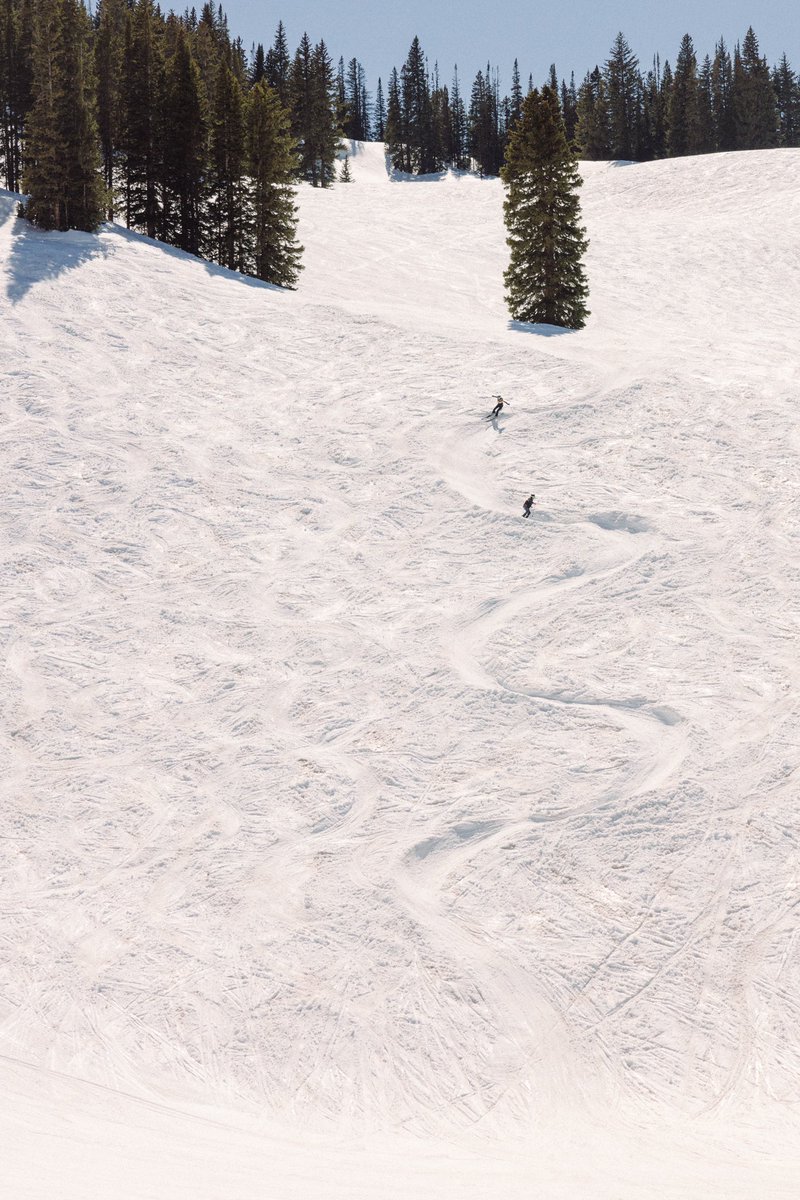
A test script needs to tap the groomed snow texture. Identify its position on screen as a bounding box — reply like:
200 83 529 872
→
2 143 800 1198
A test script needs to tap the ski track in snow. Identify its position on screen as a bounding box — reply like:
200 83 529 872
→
2 145 800 1194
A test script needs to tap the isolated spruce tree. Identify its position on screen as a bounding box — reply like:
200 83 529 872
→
246 80 302 286
24 0 105 231
502 86 589 329
339 153 352 181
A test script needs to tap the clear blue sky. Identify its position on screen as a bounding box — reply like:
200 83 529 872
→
217 0 798 88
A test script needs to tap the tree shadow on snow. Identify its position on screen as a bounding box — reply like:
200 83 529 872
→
105 222 286 293
508 320 576 337
5 203 111 303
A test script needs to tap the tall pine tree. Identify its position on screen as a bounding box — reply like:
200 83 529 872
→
23 0 105 231
502 85 589 329
246 79 302 286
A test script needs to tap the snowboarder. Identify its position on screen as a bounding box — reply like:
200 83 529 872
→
522 494 535 518
489 395 506 419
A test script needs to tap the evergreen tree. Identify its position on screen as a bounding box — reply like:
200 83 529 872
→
640 55 668 159
208 58 247 270
120 0 164 238
308 39 340 185
250 41 265 86
162 25 206 253
384 66 406 170
575 67 610 159
605 32 641 159
430 78 451 168
23 0 105 231
667 33 701 156
246 79 302 286
265 20 289 107
94 0 126 209
468 64 501 175
449 66 468 169
336 54 346 120
339 152 352 181
289 33 340 185
561 72 578 143
0 0 34 192
400 35 437 172
773 53 800 147
509 58 523 129
696 55 716 152
711 37 736 150
373 76 386 140
502 85 589 329
344 56 368 140
734 26 779 148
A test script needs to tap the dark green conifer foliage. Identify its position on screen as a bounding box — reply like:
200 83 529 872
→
509 59 523 129
208 58 247 271
121 0 164 238
266 21 290 107
373 76 386 141
309 39 340 185
605 32 641 159
384 66 406 170
575 67 610 159
773 54 800 147
401 36 437 172
640 56 668 159
344 57 368 140
94 0 126 209
162 26 206 253
502 86 589 329
561 73 578 143
734 27 779 148
449 67 468 169
0 0 34 192
246 79 302 286
339 153 352 181
711 38 736 150
696 56 716 152
667 34 701 156
24 0 105 231
289 33 340 186
250 42 265 86
469 65 501 175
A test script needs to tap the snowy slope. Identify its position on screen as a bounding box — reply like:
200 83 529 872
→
2 144 800 1197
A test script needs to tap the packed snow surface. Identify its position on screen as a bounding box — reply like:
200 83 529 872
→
2 142 800 1196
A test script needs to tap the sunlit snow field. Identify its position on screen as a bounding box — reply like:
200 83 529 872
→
1 142 800 1197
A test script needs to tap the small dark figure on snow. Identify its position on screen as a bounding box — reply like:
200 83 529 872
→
490 395 505 418
522 494 535 518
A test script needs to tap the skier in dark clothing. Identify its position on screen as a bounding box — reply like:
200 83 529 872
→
490 395 505 418
522 494 535 518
